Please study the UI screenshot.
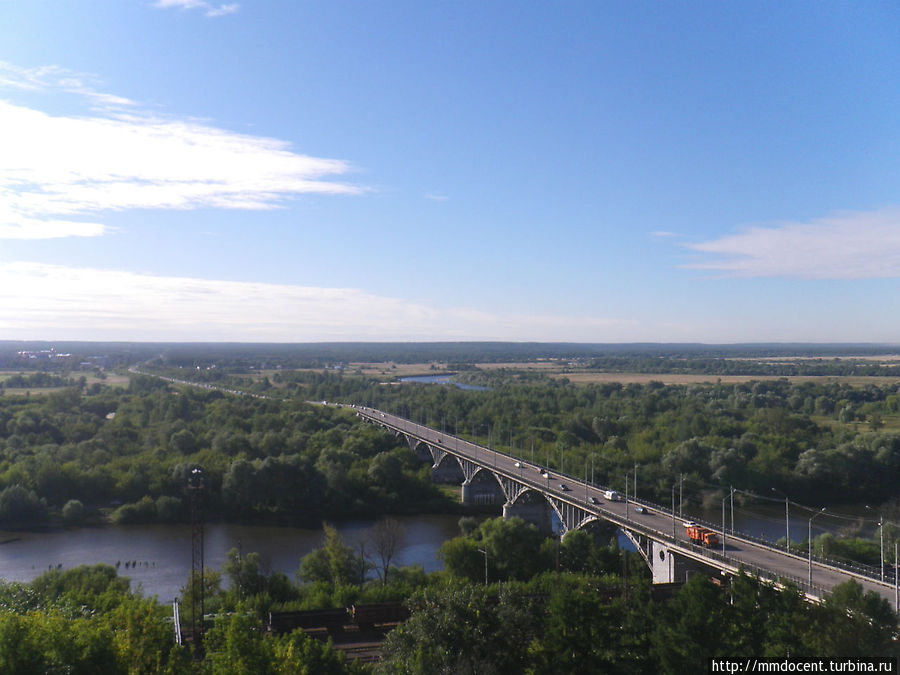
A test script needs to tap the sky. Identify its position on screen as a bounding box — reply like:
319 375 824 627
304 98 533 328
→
1 0 899 343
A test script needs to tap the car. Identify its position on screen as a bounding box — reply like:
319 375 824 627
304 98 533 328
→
634 506 647 514
588 496 598 504
541 472 549 479
514 462 521 468
559 484 569 491
682 520 696 528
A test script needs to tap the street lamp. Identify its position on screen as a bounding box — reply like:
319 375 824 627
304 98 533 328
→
721 488 735 555
477 548 488 585
625 472 630 520
771 487 791 552
671 484 677 538
808 507 826 585
866 506 885 583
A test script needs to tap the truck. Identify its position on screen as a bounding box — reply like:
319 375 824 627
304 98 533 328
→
685 525 719 547
603 490 623 502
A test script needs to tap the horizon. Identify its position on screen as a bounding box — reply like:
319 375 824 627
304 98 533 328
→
2 2 899 343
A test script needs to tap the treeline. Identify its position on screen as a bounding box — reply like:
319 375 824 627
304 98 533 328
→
140 366 900 509
0 377 446 528
253 370 900 507
1 372 84 389
586 355 900 377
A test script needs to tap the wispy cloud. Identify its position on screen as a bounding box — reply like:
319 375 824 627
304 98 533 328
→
153 0 239 18
0 263 631 342
0 61 136 109
683 208 900 279
425 193 448 202
651 231 679 238
0 62 361 240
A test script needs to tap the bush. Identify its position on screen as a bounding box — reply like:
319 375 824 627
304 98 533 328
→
111 496 157 524
61 499 85 525
0 485 48 527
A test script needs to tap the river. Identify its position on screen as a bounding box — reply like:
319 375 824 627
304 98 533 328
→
0 502 873 603
0 514 462 602
398 374 489 391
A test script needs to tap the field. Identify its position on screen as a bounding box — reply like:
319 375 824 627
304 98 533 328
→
0 371 130 396
551 372 900 386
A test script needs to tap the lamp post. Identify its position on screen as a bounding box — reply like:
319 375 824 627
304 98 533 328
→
477 548 488 585
634 463 638 501
865 506 885 583
671 484 676 538
625 472 630 520
583 460 590 502
721 488 735 555
771 487 790 552
808 507 826 585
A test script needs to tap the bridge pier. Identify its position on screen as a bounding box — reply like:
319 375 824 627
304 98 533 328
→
461 477 504 506
649 540 717 584
502 500 552 534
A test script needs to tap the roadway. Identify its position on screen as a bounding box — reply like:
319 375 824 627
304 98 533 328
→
339 404 899 608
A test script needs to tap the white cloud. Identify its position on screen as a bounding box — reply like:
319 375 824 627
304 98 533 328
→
0 263 632 342
425 193 448 202
0 64 361 240
153 0 239 18
683 208 900 279
0 61 136 108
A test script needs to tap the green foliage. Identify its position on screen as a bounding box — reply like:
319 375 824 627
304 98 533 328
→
30 564 131 613
297 525 370 592
204 609 362 675
111 495 157 524
0 484 48 527
439 517 560 583
61 498 85 525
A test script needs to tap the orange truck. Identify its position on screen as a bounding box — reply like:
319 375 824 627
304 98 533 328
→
685 525 720 547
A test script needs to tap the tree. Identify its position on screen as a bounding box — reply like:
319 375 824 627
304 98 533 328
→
297 525 369 589
61 499 85 525
368 517 404 585
0 485 48 527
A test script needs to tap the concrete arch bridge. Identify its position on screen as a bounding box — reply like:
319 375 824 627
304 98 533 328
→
339 405 898 608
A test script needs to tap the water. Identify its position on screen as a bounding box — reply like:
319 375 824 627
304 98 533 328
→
399 374 490 391
0 514 462 602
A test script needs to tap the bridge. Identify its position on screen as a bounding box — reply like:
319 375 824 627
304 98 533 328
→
341 404 899 609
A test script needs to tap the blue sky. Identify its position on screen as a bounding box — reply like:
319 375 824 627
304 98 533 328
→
1 1 899 342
